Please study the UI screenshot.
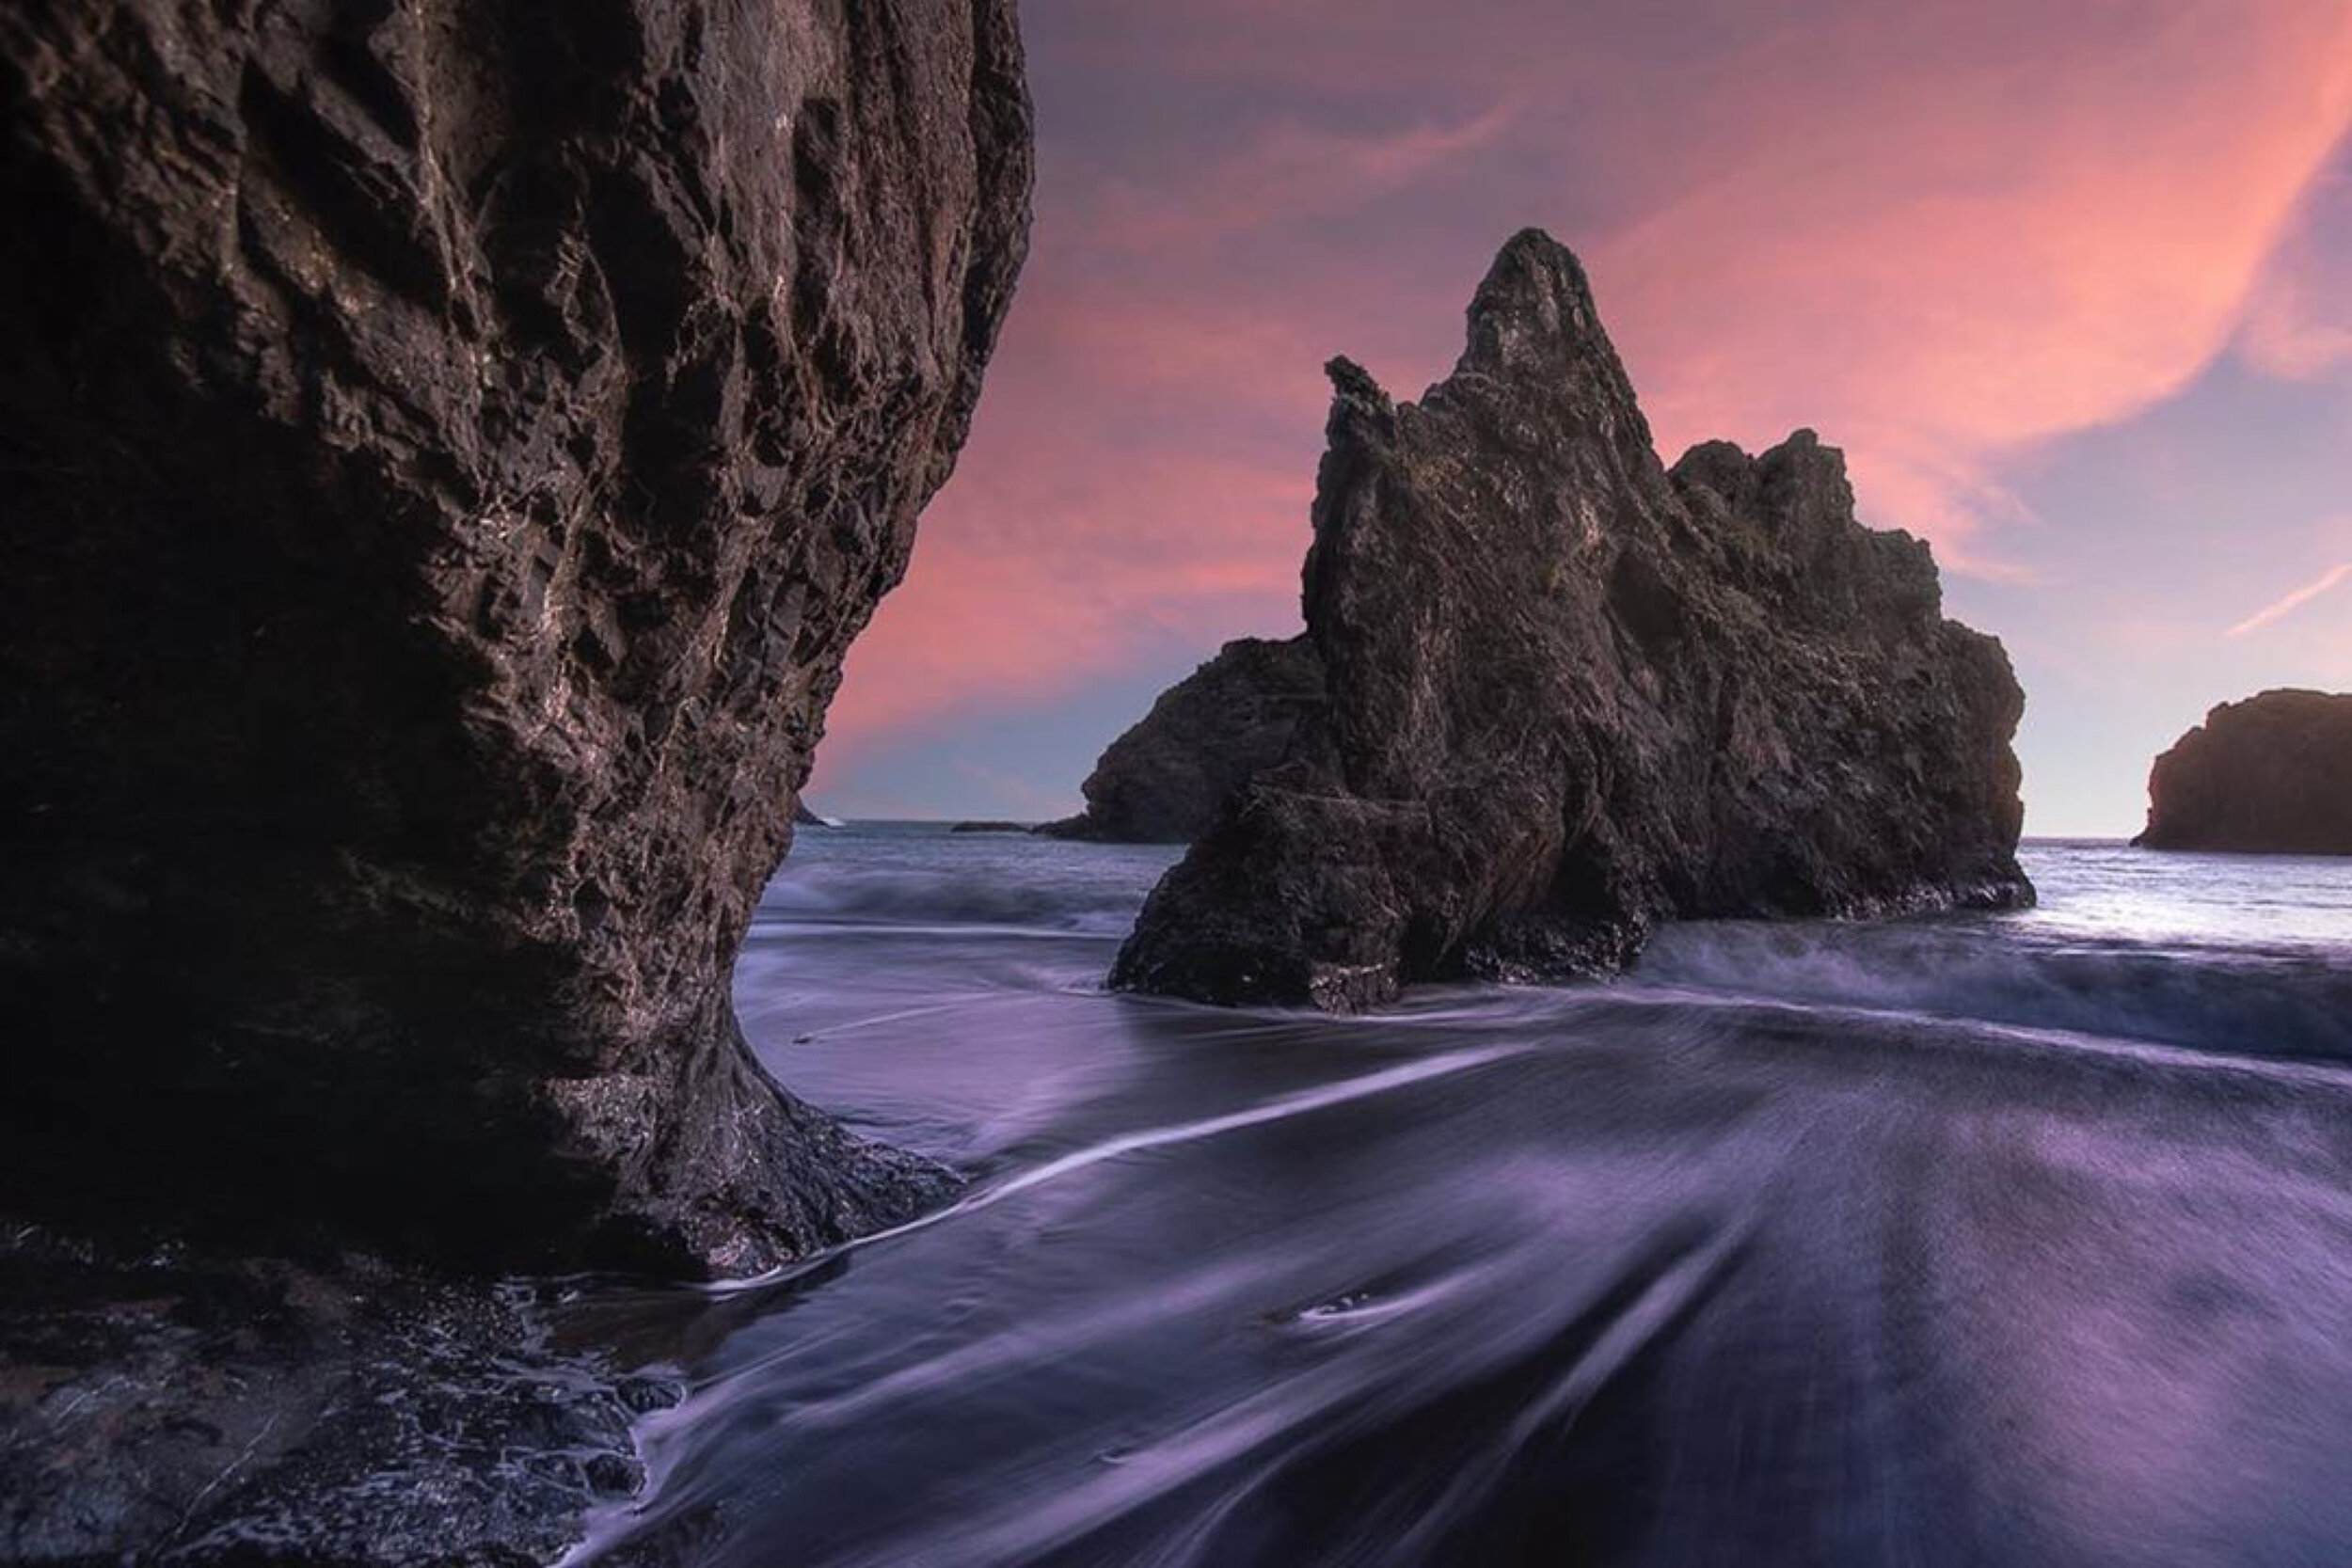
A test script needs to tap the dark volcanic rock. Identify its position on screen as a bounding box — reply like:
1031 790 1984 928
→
1038 636 1327 843
1112 230 2030 1011
0 1221 674 1566
0 0 1031 1273
792 799 835 829
2134 689 2352 855
951 819 1032 834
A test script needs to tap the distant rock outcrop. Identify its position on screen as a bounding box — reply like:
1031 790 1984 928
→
1039 637 1327 843
1112 230 2030 1011
0 0 1032 1274
2135 690 2352 855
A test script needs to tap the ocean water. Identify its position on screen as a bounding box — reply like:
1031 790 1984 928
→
570 829 2352 1567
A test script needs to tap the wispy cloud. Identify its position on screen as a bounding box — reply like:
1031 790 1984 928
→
1088 101 1523 252
818 0 2352 817
2226 561 2352 637
1593 2 2352 565
2235 134 2352 381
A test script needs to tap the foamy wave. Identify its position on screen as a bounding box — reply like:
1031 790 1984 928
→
1631 919 2352 1062
758 865 1147 935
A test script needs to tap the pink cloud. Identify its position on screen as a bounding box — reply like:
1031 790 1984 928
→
2234 147 2352 380
817 443 1311 752
1591 3 2352 557
822 0 2352 778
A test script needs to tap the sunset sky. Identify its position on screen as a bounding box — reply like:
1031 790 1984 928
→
809 0 2352 837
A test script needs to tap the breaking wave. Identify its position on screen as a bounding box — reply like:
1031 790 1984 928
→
1632 917 2352 1064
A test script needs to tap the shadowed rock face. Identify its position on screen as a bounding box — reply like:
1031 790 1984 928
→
1039 636 1327 843
2136 690 2352 855
1112 230 2029 1011
0 0 1031 1274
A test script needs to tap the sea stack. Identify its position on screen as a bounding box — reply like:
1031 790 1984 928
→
1039 636 1327 842
1112 230 2030 1011
2135 690 2352 855
0 0 1032 1274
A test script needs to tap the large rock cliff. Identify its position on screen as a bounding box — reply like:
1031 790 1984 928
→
1112 230 2029 1011
1039 636 1327 843
2135 689 2352 855
0 0 1031 1274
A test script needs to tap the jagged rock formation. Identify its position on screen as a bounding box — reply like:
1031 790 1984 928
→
0 0 1031 1274
793 799 837 829
1039 636 1327 842
1112 230 2030 1010
2135 690 2352 854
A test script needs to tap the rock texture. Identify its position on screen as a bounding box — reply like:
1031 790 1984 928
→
1039 636 1327 843
1113 230 2029 1011
0 1220 674 1566
2135 690 2352 855
0 0 1031 1274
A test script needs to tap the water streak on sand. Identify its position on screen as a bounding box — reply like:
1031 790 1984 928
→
570 828 2352 1567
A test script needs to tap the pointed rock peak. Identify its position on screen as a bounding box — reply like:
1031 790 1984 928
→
1474 228 1599 325
1456 228 1613 379
1755 428 1856 509
1325 356 1393 414
1758 427 1841 471
1320 356 1399 460
1669 439 1757 504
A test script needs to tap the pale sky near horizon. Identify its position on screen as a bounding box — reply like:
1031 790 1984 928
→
809 0 2352 836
